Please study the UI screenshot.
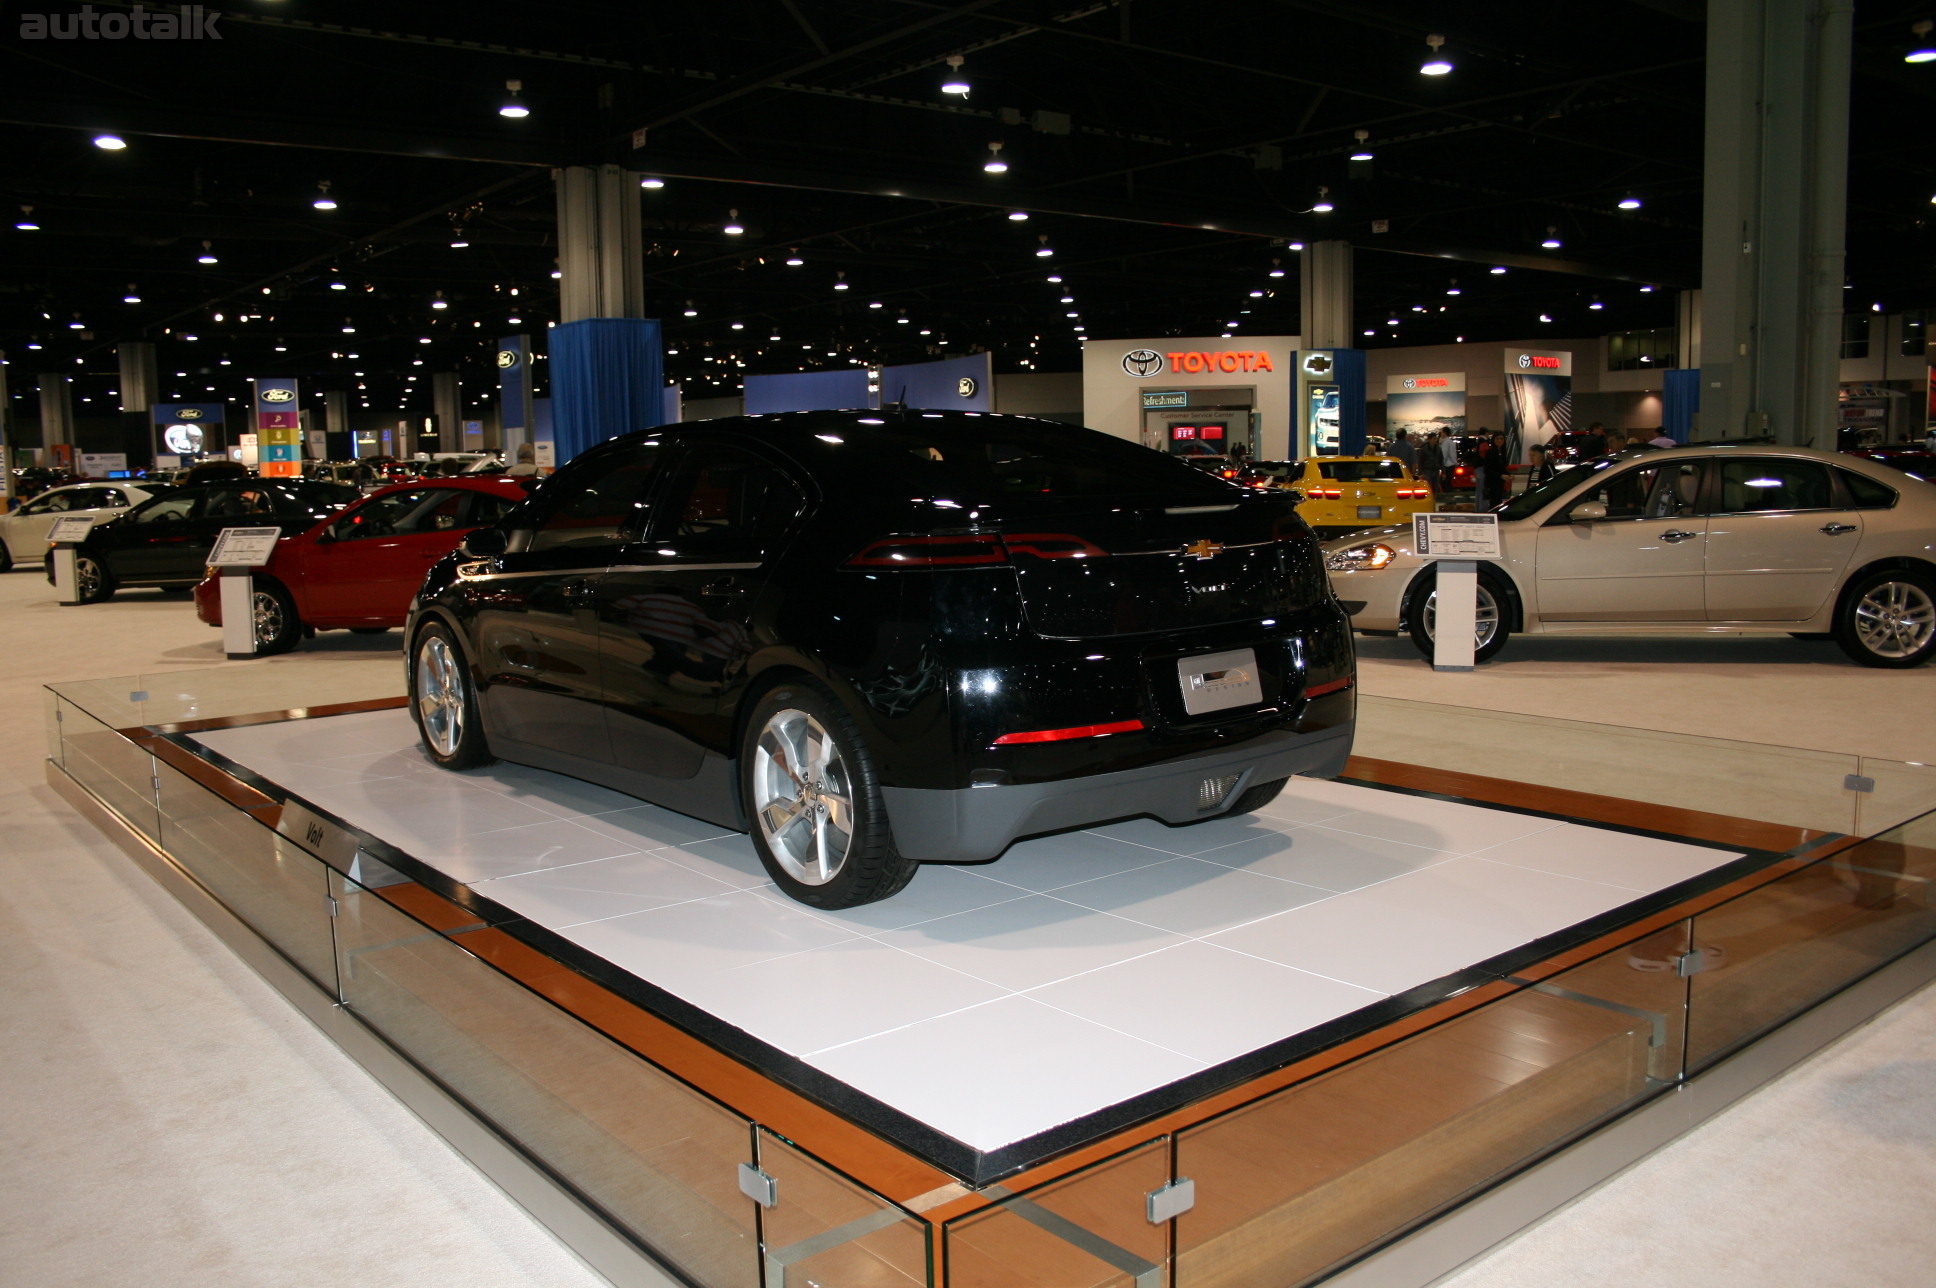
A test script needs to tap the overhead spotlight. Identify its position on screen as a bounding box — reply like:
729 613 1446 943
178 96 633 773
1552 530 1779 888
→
1540 226 1562 248
1286 241 1305 251
834 271 849 291
312 180 337 210
1349 130 1374 161
941 54 971 96
682 299 698 316
15 205 38 230
1617 195 1642 210
197 239 218 264
123 284 141 303
431 291 448 310
93 133 127 151
1268 259 1286 278
640 177 666 190
1639 285 1656 293
1908 20 1936 62
1008 210 1029 221
723 209 745 235
1046 274 1063 283
867 300 883 309
1538 313 1553 323
1588 298 1604 310
1420 34 1453 76
1035 234 1053 257
329 278 347 290
1490 265 1507 274
1312 186 1334 213
450 236 470 248
730 321 744 330
785 249 804 266
983 141 1009 174
499 79 530 118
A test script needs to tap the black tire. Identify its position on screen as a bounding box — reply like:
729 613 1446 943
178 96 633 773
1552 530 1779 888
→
1833 568 1936 669
741 680 917 908
349 626 390 635
1225 776 1288 817
251 583 303 655
1406 565 1511 664
0 542 13 574
410 622 495 768
74 554 115 604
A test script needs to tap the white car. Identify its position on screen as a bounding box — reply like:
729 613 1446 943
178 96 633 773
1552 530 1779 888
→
1324 444 1936 668
0 482 165 572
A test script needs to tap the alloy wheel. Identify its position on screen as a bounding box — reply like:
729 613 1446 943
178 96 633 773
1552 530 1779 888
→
751 707 855 886
1423 583 1501 648
1852 579 1936 660
252 589 287 647
75 557 103 600
415 634 465 757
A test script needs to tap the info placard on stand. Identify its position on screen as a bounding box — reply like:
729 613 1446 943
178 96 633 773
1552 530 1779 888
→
1411 512 1502 672
207 526 284 658
46 515 97 605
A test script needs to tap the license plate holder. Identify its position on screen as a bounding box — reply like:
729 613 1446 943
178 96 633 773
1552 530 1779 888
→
1357 505 1382 520
1177 647 1262 716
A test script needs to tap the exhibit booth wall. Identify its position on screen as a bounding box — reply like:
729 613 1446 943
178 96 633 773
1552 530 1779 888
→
1081 335 1301 459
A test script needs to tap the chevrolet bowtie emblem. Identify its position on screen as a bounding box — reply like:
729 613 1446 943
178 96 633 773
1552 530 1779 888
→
1183 539 1223 560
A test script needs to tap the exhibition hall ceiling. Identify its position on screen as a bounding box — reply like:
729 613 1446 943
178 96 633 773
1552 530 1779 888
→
3 0 1933 408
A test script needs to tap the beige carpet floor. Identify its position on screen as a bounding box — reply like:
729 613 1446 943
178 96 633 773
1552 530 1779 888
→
1 571 1931 1286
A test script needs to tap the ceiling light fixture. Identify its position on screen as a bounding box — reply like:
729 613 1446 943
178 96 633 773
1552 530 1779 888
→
1908 20 1936 62
834 271 849 291
1588 297 1604 310
682 300 698 316
1421 33 1453 75
1312 186 1334 213
15 205 38 230
196 239 218 264
785 249 804 266
640 177 665 190
940 54 971 96
1617 194 1642 210
123 284 141 303
431 291 448 310
1349 129 1373 161
93 133 127 151
1007 210 1028 221
1541 227 1562 249
983 141 1008 174
723 209 744 235
1490 265 1507 274
499 79 530 118
312 180 337 210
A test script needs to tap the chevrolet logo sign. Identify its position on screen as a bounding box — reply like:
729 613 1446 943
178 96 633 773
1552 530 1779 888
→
1182 539 1223 560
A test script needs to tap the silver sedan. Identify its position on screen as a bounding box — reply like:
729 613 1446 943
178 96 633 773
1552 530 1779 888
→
0 481 165 573
1323 444 1936 668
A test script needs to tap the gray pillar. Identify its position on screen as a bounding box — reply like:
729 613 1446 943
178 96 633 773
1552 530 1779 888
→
117 343 158 413
324 391 350 439
0 353 13 502
1299 241 1353 351
433 373 462 452
1677 290 1703 371
1699 0 1852 446
38 374 74 455
556 165 646 324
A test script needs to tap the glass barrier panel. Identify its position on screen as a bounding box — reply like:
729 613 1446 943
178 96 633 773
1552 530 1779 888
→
330 871 759 1288
55 696 160 842
946 1140 1170 1288
1687 809 1936 1070
154 760 338 993
1856 756 1936 840
1174 976 1657 1288
49 661 407 730
755 1130 929 1288
1355 696 1862 835
44 687 63 768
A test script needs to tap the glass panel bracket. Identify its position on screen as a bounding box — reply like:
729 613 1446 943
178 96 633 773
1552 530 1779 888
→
1146 1177 1196 1224
737 1162 777 1209
1845 774 1876 793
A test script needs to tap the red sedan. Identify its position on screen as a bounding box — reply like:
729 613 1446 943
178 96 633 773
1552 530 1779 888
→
195 477 529 653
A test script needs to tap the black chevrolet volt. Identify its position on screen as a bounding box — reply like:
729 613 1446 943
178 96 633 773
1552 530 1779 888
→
407 410 1356 907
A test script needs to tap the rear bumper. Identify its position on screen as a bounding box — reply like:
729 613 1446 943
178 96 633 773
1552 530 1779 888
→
880 722 1354 862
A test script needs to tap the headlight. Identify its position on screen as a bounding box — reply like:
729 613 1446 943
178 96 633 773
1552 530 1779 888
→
1324 543 1396 572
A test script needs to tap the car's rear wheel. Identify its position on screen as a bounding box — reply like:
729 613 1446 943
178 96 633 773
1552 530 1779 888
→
742 681 916 908
411 623 494 767
0 541 13 574
1834 569 1936 669
1407 565 1511 664
251 583 303 655
74 555 114 604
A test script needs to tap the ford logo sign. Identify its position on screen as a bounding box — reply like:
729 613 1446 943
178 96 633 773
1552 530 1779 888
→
1122 349 1164 377
957 376 977 397
260 387 295 402
175 408 204 419
497 350 519 369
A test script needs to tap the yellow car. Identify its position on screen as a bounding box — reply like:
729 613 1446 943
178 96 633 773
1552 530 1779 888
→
1286 456 1435 538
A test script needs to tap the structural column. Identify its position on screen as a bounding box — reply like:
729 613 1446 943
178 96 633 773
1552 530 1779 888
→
1299 241 1354 351
551 165 664 464
1698 0 1853 445
432 373 462 452
556 165 645 324
38 374 74 464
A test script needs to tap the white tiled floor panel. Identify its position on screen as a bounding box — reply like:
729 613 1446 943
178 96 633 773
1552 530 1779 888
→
198 708 1746 1153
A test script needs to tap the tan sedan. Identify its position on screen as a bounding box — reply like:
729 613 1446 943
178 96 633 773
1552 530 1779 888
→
1322 445 1936 667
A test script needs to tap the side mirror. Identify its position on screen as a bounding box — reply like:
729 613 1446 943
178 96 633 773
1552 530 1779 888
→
462 527 509 556
1571 501 1608 521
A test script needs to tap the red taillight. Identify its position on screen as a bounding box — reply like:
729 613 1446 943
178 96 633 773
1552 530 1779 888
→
846 532 1106 568
1313 488 1343 500
993 718 1145 746
1306 675 1354 698
1395 488 1428 499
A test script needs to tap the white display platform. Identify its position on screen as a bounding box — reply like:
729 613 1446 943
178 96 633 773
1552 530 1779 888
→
197 710 1745 1155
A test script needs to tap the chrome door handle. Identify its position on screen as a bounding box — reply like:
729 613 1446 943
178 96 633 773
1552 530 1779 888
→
1820 523 1857 536
1658 530 1699 543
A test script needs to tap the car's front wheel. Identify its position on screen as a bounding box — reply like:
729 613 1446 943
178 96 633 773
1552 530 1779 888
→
251 583 303 655
1407 565 1512 664
1835 568 1936 669
742 681 917 908
411 623 495 768
74 554 115 604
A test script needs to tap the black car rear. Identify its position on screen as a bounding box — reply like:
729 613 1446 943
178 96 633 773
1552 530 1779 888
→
408 410 1355 906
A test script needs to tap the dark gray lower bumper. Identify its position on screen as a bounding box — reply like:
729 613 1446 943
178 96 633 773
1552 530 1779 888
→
880 724 1355 863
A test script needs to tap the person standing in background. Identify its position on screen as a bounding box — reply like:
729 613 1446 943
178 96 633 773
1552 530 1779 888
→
1581 422 1609 457
1648 427 1677 449
1391 428 1418 474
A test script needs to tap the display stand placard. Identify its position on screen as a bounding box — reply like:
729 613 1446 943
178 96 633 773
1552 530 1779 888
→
1412 513 1501 672
208 526 283 567
46 515 96 544
208 526 282 657
47 516 96 605
1412 511 1501 559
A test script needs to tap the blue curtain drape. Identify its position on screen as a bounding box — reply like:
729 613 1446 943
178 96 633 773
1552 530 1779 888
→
1663 368 1700 442
549 317 665 466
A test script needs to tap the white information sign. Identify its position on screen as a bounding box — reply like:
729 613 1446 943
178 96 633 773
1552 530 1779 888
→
207 526 284 567
1413 512 1502 560
46 515 97 544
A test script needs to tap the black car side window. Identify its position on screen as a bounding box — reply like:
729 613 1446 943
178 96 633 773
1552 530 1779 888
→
528 444 667 552
1838 469 1898 510
656 445 806 559
133 492 203 524
1715 460 1834 514
1565 464 1662 521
